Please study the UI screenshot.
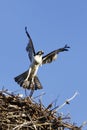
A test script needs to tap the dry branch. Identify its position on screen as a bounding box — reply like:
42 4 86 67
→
55 92 78 111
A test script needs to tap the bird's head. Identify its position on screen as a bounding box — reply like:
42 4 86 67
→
36 50 44 55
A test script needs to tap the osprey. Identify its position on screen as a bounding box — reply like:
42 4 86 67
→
14 27 70 96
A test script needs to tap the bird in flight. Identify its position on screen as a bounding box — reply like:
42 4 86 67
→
14 27 70 97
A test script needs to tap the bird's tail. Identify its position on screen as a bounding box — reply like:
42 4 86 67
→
14 70 43 90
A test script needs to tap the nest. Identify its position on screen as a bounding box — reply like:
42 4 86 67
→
0 89 81 130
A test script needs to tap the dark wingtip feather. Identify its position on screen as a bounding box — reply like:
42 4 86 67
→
25 27 31 40
25 26 27 31
64 44 70 51
64 44 70 48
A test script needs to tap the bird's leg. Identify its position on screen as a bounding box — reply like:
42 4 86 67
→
25 67 32 81
25 88 28 97
29 78 35 97
29 89 34 98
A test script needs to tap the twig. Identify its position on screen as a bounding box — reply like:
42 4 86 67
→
0 89 15 97
13 120 38 130
80 121 87 129
53 92 79 111
13 121 29 130
33 92 46 99
66 91 79 103
28 115 37 130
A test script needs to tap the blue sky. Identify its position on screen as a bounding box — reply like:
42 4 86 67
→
0 1 87 129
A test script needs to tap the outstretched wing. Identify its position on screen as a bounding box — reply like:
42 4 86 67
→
25 27 35 62
42 44 70 64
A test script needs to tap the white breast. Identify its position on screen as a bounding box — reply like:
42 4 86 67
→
34 55 42 65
